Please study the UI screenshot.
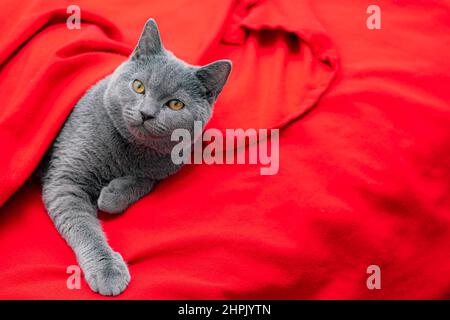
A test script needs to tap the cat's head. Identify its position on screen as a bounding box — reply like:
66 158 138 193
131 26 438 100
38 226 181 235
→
104 19 231 153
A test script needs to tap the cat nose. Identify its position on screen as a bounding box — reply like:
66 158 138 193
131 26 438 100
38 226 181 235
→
140 111 155 122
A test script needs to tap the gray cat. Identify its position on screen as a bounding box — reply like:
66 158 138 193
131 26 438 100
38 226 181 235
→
40 19 231 296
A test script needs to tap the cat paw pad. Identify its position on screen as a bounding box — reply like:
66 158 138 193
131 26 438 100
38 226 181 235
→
84 252 131 296
97 185 128 214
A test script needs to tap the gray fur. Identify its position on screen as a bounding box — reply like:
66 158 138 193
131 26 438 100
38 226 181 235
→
40 19 231 296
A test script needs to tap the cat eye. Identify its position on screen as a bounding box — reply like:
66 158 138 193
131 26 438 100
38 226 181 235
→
166 99 185 111
132 80 145 94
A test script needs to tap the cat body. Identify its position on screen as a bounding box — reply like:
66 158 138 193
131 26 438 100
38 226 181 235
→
40 19 231 296
43 76 180 197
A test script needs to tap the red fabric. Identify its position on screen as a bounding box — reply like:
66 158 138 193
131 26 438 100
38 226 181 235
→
0 0 449 299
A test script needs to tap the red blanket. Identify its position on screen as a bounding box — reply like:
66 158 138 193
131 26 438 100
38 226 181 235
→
0 0 449 299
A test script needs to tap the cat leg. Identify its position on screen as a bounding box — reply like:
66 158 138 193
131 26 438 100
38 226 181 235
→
98 176 155 214
43 182 130 296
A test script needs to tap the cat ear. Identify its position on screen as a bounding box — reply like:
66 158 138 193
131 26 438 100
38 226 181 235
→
131 19 163 60
196 60 232 101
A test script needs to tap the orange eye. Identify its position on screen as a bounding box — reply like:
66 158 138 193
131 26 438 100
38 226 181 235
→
166 99 185 111
132 80 145 94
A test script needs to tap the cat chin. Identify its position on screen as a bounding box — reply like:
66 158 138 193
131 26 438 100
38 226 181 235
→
126 126 173 152
135 138 176 155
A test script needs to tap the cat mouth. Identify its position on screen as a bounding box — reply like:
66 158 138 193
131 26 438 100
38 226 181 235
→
146 132 166 139
130 123 167 139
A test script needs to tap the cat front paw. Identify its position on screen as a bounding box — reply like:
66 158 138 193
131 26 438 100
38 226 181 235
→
97 182 129 214
84 251 131 296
